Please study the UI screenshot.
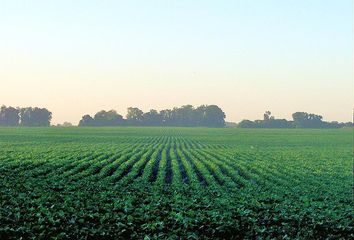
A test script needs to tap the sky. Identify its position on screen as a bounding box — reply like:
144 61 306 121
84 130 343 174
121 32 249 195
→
0 0 352 125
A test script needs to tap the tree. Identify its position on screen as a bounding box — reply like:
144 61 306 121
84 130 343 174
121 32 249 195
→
79 115 95 126
94 110 124 126
57 122 73 127
160 109 173 126
264 119 293 128
0 105 20 126
238 120 256 128
201 105 226 127
126 107 144 125
238 111 340 129
263 111 271 121
19 107 52 126
78 104 227 128
239 111 294 128
19 108 31 126
143 109 162 126
32 107 52 126
292 112 323 128
62 122 73 127
173 105 197 127
225 122 237 128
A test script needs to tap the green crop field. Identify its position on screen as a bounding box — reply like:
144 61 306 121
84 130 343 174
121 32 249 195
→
0 127 352 239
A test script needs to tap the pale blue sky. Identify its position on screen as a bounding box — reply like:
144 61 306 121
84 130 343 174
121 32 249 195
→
0 0 352 124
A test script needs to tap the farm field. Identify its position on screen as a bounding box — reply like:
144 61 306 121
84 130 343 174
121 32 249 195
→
0 127 352 239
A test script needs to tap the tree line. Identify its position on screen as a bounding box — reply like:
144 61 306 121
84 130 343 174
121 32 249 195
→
0 105 52 127
1 104 352 128
79 105 226 128
238 111 352 129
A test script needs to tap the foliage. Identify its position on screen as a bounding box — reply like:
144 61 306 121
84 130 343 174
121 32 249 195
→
126 107 144 125
79 105 226 128
0 105 52 127
19 107 52 127
94 110 124 126
0 105 19 126
238 111 352 129
56 122 73 127
78 115 95 126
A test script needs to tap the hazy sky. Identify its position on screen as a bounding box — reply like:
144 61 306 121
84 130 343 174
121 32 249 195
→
1 0 352 124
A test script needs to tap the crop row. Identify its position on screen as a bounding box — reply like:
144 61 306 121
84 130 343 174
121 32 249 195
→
1 136 321 191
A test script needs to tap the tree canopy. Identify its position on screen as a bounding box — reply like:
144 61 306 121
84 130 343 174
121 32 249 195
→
19 107 52 127
126 107 144 125
78 115 95 127
79 105 226 128
94 110 124 126
0 106 19 126
238 111 352 129
1 104 351 129
0 105 52 127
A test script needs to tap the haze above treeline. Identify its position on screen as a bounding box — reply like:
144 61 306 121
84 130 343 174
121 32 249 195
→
0 105 352 129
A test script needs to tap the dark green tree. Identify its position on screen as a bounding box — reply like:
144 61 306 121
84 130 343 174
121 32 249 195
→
78 115 95 126
0 105 20 126
126 107 144 125
143 109 162 126
202 105 226 127
238 119 256 128
160 109 173 126
94 110 124 126
292 112 323 128
19 107 52 126
173 105 196 126
263 111 273 121
79 104 227 128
